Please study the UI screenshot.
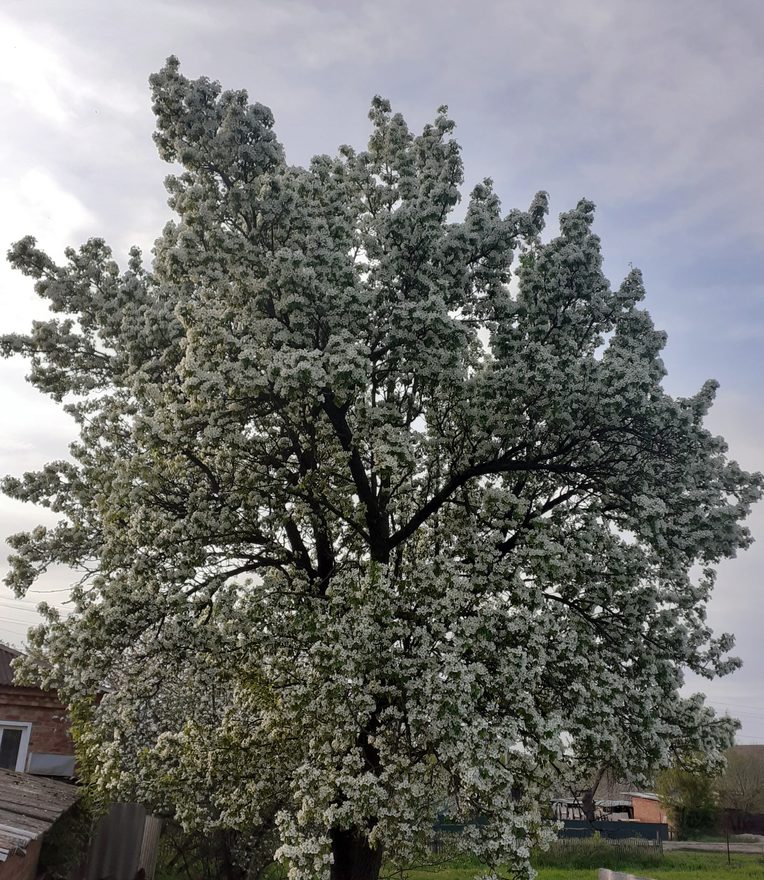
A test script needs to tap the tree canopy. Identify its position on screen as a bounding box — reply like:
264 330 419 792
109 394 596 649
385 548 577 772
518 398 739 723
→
718 746 764 814
2 58 761 880
656 758 721 839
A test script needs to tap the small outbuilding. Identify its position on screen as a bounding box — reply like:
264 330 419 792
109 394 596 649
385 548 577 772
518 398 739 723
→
622 791 668 825
0 767 80 879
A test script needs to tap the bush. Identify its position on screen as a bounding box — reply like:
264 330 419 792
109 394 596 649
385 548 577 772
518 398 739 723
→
673 805 721 839
38 800 93 879
155 822 284 880
656 763 721 838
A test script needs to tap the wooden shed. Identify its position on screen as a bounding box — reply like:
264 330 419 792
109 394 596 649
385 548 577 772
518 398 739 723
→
0 768 80 879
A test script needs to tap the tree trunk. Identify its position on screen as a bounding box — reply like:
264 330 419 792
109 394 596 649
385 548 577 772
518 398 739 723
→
581 764 608 824
581 787 596 823
220 830 249 880
330 828 383 880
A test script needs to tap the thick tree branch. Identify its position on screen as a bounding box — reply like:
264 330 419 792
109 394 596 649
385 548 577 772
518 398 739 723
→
322 393 389 562
390 452 584 550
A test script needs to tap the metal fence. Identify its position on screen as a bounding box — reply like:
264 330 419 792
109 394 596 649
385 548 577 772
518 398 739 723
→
725 809 764 835
560 820 669 841
81 803 161 880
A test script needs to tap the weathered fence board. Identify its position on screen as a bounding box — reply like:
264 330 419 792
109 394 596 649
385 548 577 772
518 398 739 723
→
83 803 161 880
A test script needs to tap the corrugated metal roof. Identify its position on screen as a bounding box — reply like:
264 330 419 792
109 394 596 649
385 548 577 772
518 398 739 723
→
0 768 79 861
0 645 22 688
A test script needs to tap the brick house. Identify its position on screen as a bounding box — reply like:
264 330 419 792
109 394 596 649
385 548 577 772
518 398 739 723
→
625 791 668 824
0 645 75 778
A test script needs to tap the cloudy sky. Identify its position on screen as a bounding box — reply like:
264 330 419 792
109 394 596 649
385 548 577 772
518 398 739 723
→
1 0 763 741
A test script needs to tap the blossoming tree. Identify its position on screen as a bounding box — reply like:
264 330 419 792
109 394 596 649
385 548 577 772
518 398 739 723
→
2 59 760 880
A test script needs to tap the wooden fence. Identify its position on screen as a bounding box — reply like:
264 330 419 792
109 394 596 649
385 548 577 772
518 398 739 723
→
82 803 161 880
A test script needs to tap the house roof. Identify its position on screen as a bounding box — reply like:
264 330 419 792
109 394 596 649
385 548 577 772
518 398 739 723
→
0 644 22 687
0 768 80 861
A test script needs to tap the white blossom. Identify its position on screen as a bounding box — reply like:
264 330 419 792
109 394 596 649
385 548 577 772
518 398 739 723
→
2 58 761 880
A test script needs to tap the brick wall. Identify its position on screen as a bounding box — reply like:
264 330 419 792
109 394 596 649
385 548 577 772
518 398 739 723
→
0 686 74 756
631 795 666 824
0 839 42 880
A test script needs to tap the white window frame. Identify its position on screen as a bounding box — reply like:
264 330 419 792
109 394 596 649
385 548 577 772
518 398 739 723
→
0 720 32 772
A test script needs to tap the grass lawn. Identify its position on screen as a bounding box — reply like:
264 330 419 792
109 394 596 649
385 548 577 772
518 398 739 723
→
402 852 764 879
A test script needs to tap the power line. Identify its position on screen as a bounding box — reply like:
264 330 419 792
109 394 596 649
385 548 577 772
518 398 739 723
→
0 603 67 617
0 600 70 615
0 614 45 627
0 625 41 638
708 703 764 717
0 617 38 626
707 707 764 725
0 605 44 619
708 699 764 713
0 594 44 606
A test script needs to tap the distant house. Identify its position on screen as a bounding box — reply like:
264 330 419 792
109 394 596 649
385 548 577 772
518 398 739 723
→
0 645 75 778
551 774 668 837
622 791 668 824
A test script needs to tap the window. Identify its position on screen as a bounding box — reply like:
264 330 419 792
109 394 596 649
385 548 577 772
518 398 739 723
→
0 722 32 772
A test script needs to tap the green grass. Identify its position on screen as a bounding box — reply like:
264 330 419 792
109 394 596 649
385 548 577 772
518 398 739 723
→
401 852 764 880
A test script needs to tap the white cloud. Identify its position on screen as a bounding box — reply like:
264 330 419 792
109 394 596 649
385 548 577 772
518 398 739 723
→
0 168 96 339
1 167 95 253
0 14 94 124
